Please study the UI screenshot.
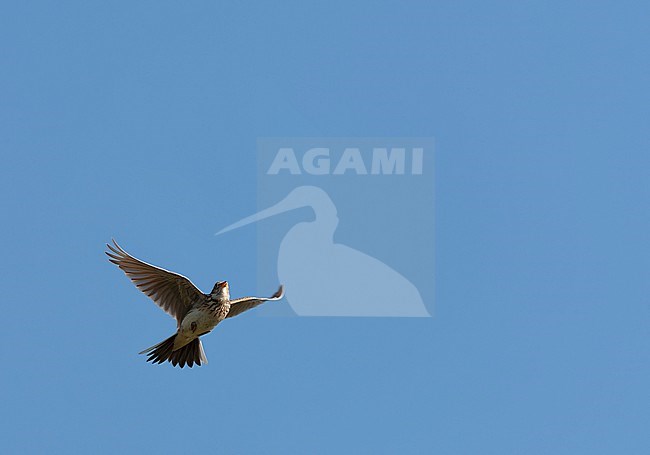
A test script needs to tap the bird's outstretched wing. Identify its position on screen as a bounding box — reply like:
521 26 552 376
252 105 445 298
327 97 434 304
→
106 239 204 326
227 285 284 319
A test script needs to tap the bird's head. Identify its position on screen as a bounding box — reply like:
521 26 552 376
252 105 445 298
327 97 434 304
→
210 280 230 300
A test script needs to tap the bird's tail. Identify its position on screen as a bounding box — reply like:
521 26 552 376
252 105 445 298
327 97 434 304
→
139 334 208 368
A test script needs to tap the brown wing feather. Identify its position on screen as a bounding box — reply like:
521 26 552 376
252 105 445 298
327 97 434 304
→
106 239 204 325
226 285 284 319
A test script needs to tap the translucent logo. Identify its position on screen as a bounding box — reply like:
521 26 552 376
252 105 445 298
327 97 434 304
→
217 138 434 317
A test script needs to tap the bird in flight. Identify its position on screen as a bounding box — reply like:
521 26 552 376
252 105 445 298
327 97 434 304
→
106 240 284 368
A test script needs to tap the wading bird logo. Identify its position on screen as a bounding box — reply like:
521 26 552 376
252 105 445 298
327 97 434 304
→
217 185 429 317
106 240 284 368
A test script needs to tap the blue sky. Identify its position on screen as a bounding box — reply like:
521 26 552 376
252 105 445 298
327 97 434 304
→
1 1 649 453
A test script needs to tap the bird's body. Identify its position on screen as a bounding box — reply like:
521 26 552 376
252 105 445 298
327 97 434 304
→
174 293 230 350
105 240 284 368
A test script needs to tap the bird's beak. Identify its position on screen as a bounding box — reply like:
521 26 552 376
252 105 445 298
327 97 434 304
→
215 193 306 235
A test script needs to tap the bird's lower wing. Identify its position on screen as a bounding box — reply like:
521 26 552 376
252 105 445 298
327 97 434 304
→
106 239 204 325
226 285 284 319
